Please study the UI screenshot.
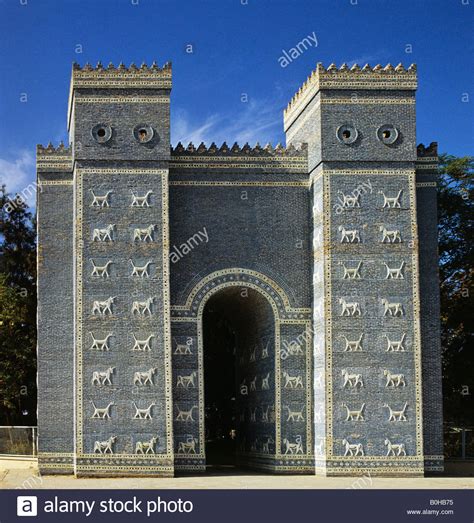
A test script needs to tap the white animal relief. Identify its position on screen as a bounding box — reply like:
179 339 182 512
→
92 296 115 316
384 402 408 422
90 260 113 278
133 368 157 386
339 226 361 243
261 437 274 454
174 339 193 355
249 346 257 362
133 402 155 420
380 189 402 209
90 401 113 419
175 405 198 422
283 371 304 389
132 333 154 352
261 341 270 359
283 435 304 455
249 376 257 392
261 373 270 390
342 334 363 352
314 371 324 389
314 439 325 456
91 367 115 386
89 332 112 351
90 189 112 208
339 298 362 317
380 226 402 243
384 261 405 280
131 190 153 208
178 436 197 454
285 405 305 422
384 333 406 352
250 407 257 422
342 261 362 280
135 436 158 454
133 224 156 242
281 341 304 359
384 370 406 387
130 260 152 278
177 371 197 389
93 436 116 454
384 438 407 456
337 190 360 209
92 224 115 242
342 439 364 456
132 297 154 316
261 404 272 422
342 402 365 421
382 299 404 317
314 404 324 423
341 369 364 389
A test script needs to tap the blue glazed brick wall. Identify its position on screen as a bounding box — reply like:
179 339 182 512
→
37 177 74 474
36 63 441 477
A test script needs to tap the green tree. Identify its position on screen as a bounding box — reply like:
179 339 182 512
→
0 185 37 424
438 155 474 426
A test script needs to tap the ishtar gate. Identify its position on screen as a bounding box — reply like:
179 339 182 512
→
36 61 443 477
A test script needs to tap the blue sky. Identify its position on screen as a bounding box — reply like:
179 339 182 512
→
0 0 472 197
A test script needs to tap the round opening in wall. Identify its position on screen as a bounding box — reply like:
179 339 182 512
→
91 124 112 144
337 125 358 145
133 124 154 144
377 125 399 145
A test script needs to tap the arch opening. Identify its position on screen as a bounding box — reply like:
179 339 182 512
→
203 286 276 470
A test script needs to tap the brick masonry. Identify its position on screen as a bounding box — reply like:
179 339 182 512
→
36 62 443 477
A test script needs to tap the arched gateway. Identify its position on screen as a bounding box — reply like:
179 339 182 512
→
171 269 313 473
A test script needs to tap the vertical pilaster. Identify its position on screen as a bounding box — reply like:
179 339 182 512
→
287 63 430 476
37 146 74 474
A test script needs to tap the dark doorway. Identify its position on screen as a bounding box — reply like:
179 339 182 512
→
203 286 275 470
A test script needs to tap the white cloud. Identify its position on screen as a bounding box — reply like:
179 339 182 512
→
171 97 285 147
0 151 35 198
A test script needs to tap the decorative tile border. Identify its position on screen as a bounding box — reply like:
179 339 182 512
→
75 96 169 104
38 180 73 186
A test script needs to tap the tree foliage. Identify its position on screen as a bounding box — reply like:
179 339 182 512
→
438 155 474 426
0 185 37 424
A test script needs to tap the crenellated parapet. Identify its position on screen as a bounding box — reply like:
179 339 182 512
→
417 142 438 158
285 62 417 129
171 141 307 156
71 61 172 89
36 141 72 173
